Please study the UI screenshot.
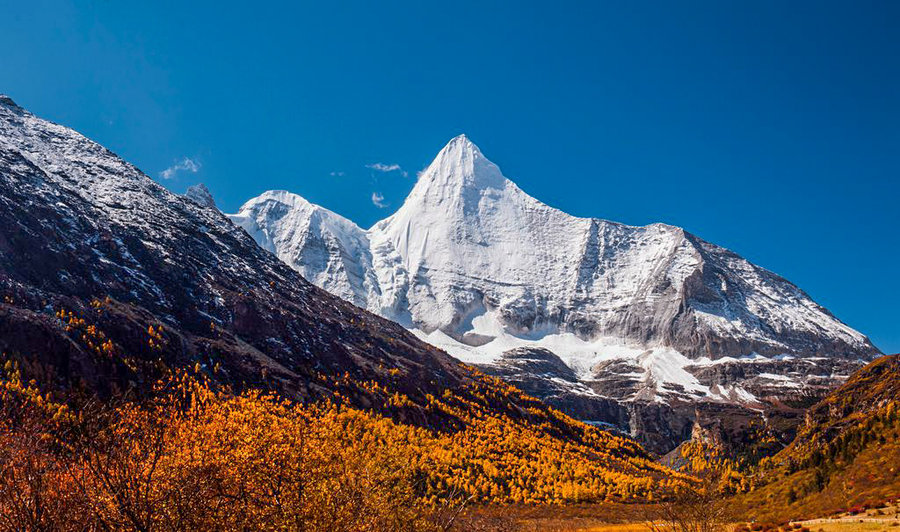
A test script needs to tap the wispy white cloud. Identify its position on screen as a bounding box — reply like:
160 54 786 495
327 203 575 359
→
371 192 388 208
159 157 200 180
366 162 408 177
329 171 345 177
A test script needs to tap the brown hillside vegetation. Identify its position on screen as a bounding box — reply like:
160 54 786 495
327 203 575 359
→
735 354 900 522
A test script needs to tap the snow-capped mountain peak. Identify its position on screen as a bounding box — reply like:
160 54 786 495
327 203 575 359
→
375 135 514 238
371 135 586 318
232 135 877 365
229 135 879 451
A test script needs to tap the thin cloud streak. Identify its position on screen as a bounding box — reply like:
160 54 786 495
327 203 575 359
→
159 157 200 180
366 162 407 177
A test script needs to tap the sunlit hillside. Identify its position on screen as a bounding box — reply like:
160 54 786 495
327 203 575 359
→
736 355 900 522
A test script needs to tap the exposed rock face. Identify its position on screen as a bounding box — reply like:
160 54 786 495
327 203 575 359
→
479 347 625 427
229 134 879 452
485 347 579 382
686 357 863 403
479 349 864 453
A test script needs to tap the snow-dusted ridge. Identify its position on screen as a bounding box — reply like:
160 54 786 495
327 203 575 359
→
229 189 378 309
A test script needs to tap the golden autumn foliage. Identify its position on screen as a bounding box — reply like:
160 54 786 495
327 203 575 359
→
638 440 747 531
0 368 447 531
675 439 748 494
736 399 900 522
337 369 697 505
0 360 700 531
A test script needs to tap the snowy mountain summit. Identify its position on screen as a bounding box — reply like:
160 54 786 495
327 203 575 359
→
231 135 880 451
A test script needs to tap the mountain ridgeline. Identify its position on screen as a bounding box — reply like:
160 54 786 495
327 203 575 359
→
230 134 880 452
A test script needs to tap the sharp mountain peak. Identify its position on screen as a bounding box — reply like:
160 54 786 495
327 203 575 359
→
413 133 511 197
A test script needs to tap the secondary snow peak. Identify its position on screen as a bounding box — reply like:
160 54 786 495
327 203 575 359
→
185 183 217 209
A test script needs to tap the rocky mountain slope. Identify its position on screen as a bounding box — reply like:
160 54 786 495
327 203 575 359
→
231 134 879 452
737 352 900 521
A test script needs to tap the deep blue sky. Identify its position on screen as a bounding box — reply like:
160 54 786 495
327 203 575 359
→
1 1 897 352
